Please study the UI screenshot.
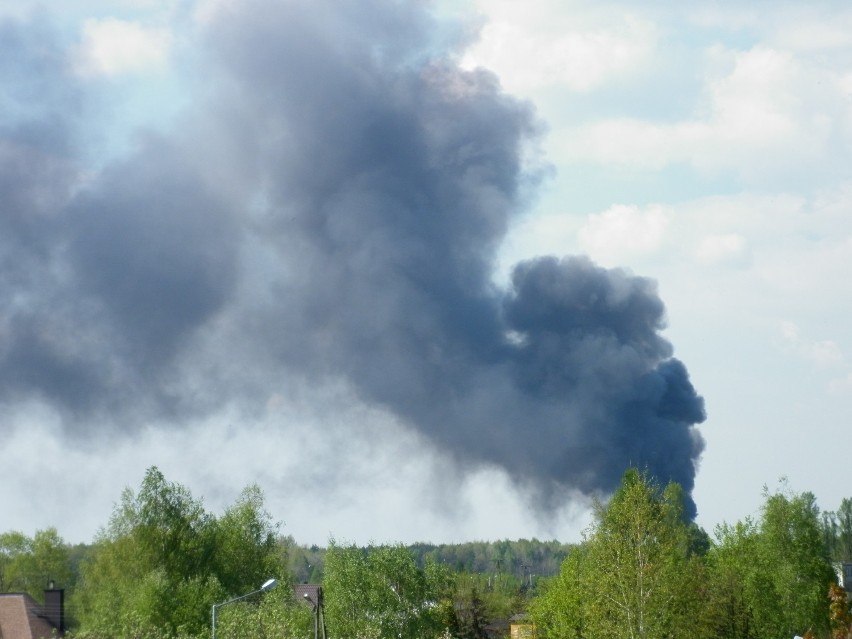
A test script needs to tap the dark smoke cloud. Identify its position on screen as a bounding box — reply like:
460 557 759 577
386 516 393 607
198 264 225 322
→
0 13 92 414
0 0 704 515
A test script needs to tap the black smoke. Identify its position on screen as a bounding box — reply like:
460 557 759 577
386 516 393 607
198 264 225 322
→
0 1 704 515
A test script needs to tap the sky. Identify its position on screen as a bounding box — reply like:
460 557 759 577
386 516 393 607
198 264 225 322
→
1 0 851 548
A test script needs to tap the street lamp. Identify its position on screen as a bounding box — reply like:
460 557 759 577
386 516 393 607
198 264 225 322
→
212 578 278 639
303 593 318 639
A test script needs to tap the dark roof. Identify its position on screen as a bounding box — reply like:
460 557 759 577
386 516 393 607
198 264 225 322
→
0 593 60 639
484 618 509 639
294 584 322 607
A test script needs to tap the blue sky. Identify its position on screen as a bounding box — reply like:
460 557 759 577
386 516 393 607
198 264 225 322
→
477 0 852 532
1 0 851 546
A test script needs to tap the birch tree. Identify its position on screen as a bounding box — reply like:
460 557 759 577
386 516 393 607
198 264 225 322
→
532 468 709 639
323 541 454 639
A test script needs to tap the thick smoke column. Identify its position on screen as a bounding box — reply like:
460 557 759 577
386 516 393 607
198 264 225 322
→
0 1 704 514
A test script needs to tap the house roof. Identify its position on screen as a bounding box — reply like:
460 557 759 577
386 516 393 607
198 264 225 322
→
0 593 60 639
294 584 322 608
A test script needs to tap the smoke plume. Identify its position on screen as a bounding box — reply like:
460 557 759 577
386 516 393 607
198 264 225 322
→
0 1 705 516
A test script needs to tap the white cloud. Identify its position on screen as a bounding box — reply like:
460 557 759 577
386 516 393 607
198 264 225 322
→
554 44 849 182
695 233 749 266
74 17 172 77
780 320 800 343
829 373 852 394
775 18 852 51
461 1 655 93
578 204 669 266
473 0 852 541
674 191 852 309
779 320 845 368
808 341 845 367
688 4 852 52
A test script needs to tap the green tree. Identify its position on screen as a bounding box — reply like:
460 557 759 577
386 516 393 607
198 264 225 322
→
323 541 453 639
585 470 708 639
214 583 312 639
75 473 220 638
74 466 287 639
134 467 217 584
529 546 587 639
708 481 836 639
0 528 73 601
454 585 489 639
0 530 32 592
823 510 840 561
30 528 74 590
821 498 852 563
214 485 282 596
761 487 835 637
530 469 710 639
707 518 761 639
284 537 325 584
837 498 852 562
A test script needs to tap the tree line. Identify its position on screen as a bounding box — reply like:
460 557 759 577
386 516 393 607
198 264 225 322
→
530 470 848 639
2 466 851 639
285 538 571 587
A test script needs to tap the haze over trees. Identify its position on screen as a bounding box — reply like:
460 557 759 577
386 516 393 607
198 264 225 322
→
1 466 848 639
821 498 852 563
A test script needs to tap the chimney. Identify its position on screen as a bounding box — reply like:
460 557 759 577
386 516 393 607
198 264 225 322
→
43 587 65 634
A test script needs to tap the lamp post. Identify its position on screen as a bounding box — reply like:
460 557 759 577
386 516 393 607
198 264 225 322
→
212 578 278 639
303 593 318 639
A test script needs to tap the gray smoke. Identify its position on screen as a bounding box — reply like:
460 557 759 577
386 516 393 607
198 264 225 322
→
0 1 705 515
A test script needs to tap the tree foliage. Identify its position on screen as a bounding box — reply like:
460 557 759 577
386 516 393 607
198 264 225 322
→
408 538 571 579
214 583 312 639
829 582 852 639
0 527 72 601
73 467 286 639
323 541 454 639
528 545 588 639
531 469 711 639
596 471 707 639
821 498 852 563
453 584 489 639
3 467 849 639
530 474 839 639
285 537 571 587
708 482 836 639
214 485 283 595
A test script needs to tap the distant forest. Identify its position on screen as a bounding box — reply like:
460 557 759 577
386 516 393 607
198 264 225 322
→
285 537 574 585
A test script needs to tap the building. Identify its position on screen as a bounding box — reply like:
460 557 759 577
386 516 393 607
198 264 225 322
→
509 613 536 639
838 562 852 592
0 589 64 639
